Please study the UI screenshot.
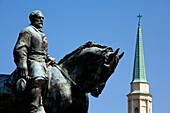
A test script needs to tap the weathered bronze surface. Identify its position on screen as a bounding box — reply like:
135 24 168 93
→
0 10 124 113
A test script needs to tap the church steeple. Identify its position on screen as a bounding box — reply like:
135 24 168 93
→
127 13 152 113
132 13 147 83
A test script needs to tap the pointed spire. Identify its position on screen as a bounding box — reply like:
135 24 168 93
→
132 13 147 83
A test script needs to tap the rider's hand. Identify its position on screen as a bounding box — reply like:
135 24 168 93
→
49 57 58 64
49 57 55 62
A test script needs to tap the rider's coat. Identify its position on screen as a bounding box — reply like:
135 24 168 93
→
13 25 50 78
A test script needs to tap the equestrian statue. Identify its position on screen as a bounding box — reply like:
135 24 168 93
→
0 10 124 113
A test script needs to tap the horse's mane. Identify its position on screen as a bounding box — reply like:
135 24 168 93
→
58 41 109 65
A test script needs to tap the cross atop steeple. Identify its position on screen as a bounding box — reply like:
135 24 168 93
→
137 13 142 26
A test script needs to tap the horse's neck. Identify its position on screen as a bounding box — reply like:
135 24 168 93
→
59 64 85 89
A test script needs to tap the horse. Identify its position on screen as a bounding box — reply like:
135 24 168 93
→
0 41 124 113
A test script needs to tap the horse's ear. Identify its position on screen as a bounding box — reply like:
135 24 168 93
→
119 52 124 59
113 48 120 56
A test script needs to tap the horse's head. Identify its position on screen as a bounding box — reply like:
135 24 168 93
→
58 41 124 98
89 48 124 97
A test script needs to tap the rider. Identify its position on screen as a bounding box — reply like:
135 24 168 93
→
13 10 56 113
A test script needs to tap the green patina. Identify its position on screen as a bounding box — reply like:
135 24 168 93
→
132 13 148 83
130 91 149 95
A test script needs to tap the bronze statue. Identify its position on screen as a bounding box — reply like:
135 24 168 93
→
13 10 72 113
0 10 124 113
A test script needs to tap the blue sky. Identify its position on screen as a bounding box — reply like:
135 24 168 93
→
0 0 170 113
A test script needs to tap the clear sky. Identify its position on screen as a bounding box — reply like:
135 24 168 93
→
0 0 170 113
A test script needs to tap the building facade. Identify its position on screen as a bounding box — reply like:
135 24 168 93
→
127 14 152 113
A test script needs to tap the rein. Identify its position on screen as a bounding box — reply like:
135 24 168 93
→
50 61 84 92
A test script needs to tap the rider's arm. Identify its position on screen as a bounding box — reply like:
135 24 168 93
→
13 29 31 77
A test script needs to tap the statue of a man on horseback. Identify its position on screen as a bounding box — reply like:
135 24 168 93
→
13 10 71 113
0 10 124 113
